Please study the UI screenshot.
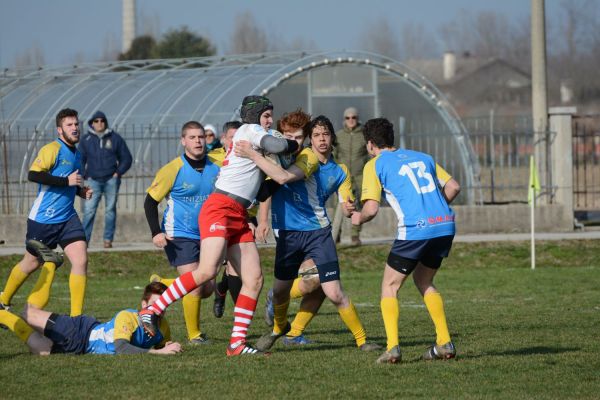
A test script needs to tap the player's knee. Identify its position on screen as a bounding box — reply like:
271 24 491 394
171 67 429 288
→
300 276 320 294
21 255 41 273
198 281 214 298
412 275 433 295
325 288 347 307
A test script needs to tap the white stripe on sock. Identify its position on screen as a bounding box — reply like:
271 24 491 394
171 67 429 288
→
155 299 167 312
234 307 254 316
175 279 187 297
234 316 251 325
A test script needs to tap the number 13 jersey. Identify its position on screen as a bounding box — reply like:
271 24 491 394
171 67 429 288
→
361 149 455 240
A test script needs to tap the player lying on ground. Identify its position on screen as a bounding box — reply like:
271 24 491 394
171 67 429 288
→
0 244 180 356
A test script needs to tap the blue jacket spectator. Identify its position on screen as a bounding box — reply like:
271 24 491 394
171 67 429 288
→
79 111 132 248
79 111 132 182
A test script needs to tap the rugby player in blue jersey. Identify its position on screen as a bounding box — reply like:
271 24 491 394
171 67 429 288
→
351 117 461 364
0 264 181 356
0 109 91 318
144 121 220 345
234 115 380 352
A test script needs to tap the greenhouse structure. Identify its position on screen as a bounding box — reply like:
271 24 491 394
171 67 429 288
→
0 50 481 214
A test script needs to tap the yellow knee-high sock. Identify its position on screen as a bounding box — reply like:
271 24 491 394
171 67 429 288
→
182 294 201 340
69 274 87 317
273 300 290 335
0 310 34 343
1 264 30 305
27 262 57 309
288 307 315 337
338 300 367 347
289 278 303 299
423 292 451 345
380 297 400 351
160 277 176 286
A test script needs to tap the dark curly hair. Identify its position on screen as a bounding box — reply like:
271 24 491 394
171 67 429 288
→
142 281 168 302
55 108 78 128
308 115 337 147
363 118 394 148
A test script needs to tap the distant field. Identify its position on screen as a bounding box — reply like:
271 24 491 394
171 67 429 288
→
1 241 599 399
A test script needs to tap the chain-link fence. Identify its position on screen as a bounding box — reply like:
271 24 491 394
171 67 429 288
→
1 115 553 215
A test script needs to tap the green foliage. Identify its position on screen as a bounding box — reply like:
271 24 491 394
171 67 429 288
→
156 26 216 59
118 26 216 61
118 35 158 61
1 241 599 399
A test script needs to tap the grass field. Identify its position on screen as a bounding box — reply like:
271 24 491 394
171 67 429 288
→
1 241 599 399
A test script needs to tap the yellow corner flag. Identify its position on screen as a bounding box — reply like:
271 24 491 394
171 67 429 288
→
528 155 541 204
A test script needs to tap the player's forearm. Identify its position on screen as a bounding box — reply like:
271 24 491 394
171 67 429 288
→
144 194 162 237
258 198 271 225
358 200 379 223
256 179 281 203
259 135 299 155
253 155 297 185
443 179 461 204
28 170 68 187
114 339 149 354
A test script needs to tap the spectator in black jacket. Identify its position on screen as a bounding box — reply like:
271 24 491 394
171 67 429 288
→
79 111 132 248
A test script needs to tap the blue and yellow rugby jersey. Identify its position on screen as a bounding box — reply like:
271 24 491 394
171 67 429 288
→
86 309 170 354
147 155 219 240
271 148 354 231
28 139 81 223
361 149 455 240
207 148 226 166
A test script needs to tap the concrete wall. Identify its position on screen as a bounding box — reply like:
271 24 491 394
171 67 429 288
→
340 204 572 239
0 204 573 246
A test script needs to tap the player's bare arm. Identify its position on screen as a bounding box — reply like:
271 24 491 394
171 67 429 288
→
442 178 460 204
351 199 379 226
235 139 305 184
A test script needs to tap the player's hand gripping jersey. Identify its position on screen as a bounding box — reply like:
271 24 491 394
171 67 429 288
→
271 149 354 231
147 155 220 239
86 309 170 354
361 149 455 240
28 139 82 223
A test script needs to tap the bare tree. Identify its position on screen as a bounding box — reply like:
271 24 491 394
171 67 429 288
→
228 11 269 54
549 0 600 105
400 22 438 60
14 42 45 68
439 10 513 59
269 35 318 52
438 9 531 70
101 32 120 61
359 17 401 60
140 9 161 39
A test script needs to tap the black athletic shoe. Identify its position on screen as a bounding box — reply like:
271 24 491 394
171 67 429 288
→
213 290 226 318
138 308 159 337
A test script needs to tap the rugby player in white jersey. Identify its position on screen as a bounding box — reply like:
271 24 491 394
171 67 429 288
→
138 96 300 356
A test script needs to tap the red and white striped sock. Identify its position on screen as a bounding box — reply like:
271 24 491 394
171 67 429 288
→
149 272 197 315
230 294 257 345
